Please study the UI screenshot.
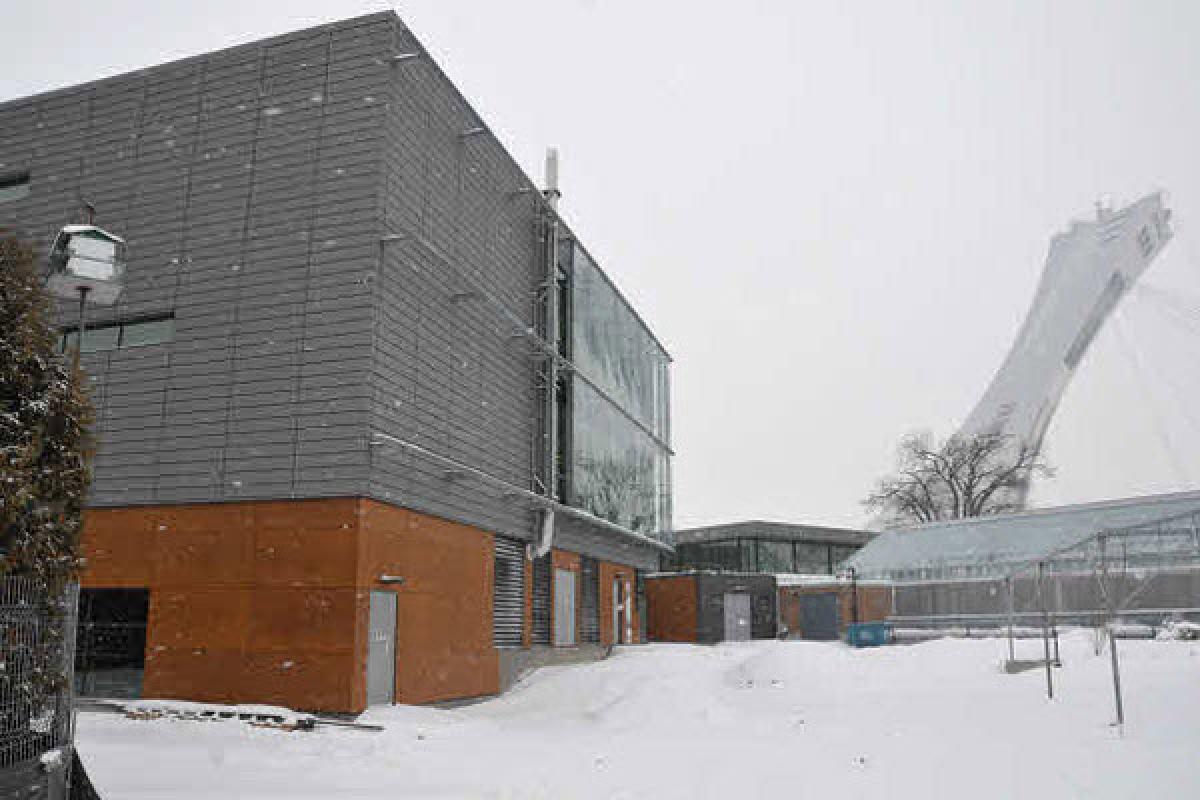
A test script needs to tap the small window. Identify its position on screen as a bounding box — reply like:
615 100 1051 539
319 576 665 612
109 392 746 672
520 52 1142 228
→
60 313 174 354
63 326 120 354
0 170 30 203
120 317 175 348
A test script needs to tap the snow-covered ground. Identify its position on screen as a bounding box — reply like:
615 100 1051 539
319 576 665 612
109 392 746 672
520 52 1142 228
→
78 632 1199 799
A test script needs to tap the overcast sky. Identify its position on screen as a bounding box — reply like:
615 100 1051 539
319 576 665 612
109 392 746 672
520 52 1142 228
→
5 1 1200 530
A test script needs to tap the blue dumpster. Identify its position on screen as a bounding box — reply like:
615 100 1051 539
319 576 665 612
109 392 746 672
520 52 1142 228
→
846 622 891 647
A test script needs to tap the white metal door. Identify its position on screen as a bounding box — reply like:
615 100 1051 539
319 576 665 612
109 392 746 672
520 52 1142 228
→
367 591 397 705
612 577 623 644
723 593 752 642
554 569 577 647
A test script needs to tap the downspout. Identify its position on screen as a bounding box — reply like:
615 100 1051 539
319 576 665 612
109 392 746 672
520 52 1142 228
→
533 148 562 560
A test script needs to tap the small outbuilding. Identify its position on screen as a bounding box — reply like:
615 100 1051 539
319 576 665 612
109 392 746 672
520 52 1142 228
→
646 572 777 643
776 576 893 640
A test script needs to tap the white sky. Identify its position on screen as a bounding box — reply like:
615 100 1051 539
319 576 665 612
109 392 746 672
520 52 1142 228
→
5 1 1200 530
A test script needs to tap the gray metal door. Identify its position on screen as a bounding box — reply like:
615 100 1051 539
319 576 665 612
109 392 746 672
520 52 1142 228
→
367 591 397 705
799 592 840 640
554 569 577 646
723 593 752 641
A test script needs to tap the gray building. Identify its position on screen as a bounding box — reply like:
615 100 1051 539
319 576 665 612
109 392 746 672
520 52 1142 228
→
667 520 875 575
0 11 672 710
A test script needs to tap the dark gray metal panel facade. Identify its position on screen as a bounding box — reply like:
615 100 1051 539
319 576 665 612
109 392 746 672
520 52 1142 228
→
1 11 671 568
0 14 393 507
554 514 660 571
363 14 671 561
365 16 541 541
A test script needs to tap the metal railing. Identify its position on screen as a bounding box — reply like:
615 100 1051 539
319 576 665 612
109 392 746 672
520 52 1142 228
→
0 577 78 770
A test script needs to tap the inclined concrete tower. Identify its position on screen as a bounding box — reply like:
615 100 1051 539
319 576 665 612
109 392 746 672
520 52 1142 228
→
959 193 1173 489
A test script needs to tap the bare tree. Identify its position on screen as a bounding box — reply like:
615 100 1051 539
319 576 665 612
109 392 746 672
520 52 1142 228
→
864 430 1053 527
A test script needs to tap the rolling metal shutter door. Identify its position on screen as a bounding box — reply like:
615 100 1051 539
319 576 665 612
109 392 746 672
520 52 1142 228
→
532 554 552 645
580 557 600 643
493 537 526 647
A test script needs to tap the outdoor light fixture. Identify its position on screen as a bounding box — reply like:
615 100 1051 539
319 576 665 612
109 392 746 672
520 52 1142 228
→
46 211 127 359
378 575 406 585
46 223 126 306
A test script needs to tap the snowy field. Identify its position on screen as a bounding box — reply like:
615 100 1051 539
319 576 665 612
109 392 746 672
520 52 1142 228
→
78 632 1198 799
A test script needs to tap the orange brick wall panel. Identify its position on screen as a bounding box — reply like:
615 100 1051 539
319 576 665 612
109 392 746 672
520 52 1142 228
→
839 587 893 626
81 499 361 590
143 648 358 712
357 500 500 705
151 527 257 588
239 650 359 712
779 586 894 636
252 525 360 588
80 511 155 588
149 588 253 651
81 498 506 711
248 588 360 653
645 576 697 642
552 549 581 571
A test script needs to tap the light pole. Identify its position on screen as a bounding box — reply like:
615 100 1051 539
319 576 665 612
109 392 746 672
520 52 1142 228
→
45 205 126 363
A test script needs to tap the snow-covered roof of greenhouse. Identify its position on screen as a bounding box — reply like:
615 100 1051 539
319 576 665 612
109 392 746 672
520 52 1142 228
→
845 489 1200 580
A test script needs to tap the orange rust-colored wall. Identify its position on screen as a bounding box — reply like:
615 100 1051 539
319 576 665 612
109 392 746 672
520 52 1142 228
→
357 499 499 705
645 575 698 642
598 561 639 645
778 585 893 637
82 499 363 711
80 497 500 712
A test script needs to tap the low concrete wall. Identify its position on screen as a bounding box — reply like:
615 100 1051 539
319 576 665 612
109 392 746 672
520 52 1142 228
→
497 645 610 694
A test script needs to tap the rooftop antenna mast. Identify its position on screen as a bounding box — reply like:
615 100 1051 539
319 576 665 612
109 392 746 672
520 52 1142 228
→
543 147 561 211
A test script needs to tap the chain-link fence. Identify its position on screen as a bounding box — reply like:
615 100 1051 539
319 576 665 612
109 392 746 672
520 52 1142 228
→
0 577 78 787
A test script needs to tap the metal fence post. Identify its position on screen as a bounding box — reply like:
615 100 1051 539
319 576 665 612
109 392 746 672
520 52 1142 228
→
1037 562 1053 699
1005 576 1016 664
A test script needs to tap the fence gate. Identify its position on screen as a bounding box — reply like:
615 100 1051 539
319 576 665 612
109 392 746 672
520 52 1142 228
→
799 592 841 640
366 591 397 706
723 593 752 641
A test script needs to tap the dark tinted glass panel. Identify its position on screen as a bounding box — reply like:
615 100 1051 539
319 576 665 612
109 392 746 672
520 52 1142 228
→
571 244 670 439
831 544 859 568
75 588 149 699
121 317 174 347
757 540 794 572
740 539 757 571
570 380 669 536
63 325 120 354
795 542 832 574
0 171 30 203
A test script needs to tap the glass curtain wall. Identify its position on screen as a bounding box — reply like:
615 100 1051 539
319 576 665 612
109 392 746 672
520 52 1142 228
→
671 539 865 574
568 243 672 539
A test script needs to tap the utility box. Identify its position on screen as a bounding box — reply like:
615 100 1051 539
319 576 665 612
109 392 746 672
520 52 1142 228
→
846 622 891 648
